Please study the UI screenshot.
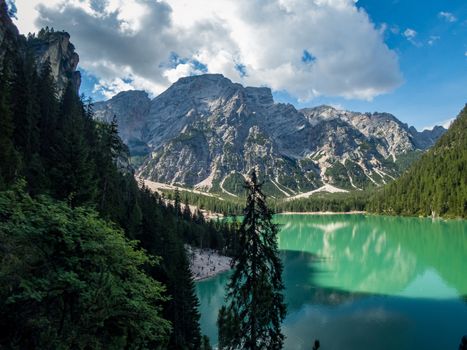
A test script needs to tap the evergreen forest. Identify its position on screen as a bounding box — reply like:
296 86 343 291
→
0 9 236 347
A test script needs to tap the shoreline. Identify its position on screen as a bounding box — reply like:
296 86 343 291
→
187 246 232 281
193 266 232 281
278 210 367 215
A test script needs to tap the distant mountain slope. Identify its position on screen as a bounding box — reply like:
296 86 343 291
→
94 74 446 197
369 105 467 218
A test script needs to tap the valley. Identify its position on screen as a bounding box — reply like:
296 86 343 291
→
1 1 466 349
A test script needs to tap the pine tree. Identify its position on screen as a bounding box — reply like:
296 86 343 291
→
0 49 20 188
49 83 96 207
174 187 182 217
165 235 202 349
201 335 213 350
37 60 59 155
218 169 286 349
93 114 125 216
12 51 40 160
183 195 192 221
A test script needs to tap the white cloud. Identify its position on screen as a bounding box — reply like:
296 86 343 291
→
427 35 440 46
403 28 421 46
438 11 457 23
14 0 403 101
403 28 417 39
93 77 135 100
163 62 207 84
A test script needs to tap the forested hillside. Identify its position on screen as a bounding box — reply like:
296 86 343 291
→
369 105 467 218
0 2 227 348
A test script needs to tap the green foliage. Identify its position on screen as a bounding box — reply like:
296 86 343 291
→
393 150 423 172
0 43 20 189
369 105 467 218
0 188 171 349
137 188 204 349
174 187 182 216
325 161 351 189
0 22 237 347
272 191 369 213
48 84 97 207
162 188 245 216
344 160 373 189
218 170 286 349
222 172 247 197
201 335 213 350
165 186 370 216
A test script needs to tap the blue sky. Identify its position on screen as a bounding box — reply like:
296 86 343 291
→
274 0 467 129
13 0 467 129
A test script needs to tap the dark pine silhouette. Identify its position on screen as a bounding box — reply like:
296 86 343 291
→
218 169 286 349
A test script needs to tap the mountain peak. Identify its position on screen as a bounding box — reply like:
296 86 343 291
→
155 73 275 112
94 75 447 197
174 73 233 86
113 89 149 99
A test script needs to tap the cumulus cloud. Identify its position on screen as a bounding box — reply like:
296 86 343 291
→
438 11 457 23
24 0 403 100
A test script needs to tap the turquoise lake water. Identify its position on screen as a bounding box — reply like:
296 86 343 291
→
196 214 467 349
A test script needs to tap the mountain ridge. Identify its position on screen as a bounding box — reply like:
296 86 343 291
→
94 74 446 197
369 105 467 218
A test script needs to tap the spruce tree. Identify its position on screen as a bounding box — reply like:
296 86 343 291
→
218 169 286 349
49 83 96 207
165 235 202 349
0 49 19 188
174 187 182 216
12 51 40 160
183 195 192 221
201 335 213 350
35 59 60 193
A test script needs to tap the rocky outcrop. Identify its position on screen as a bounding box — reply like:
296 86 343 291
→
94 90 151 156
94 74 446 197
409 125 446 150
28 30 81 96
0 1 80 96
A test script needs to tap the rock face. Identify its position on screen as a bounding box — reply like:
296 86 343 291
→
0 1 80 96
28 30 81 96
94 91 151 157
95 74 446 197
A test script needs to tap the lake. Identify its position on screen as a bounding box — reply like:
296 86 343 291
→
196 214 467 349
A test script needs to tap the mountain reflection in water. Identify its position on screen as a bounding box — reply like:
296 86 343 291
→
196 214 467 350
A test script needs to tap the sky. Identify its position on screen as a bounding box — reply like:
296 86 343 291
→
10 0 467 130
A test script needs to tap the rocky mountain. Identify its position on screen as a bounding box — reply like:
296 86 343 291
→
94 74 446 198
94 90 152 157
0 3 133 175
28 29 81 96
0 2 80 96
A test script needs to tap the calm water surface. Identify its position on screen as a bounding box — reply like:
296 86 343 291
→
196 214 467 349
